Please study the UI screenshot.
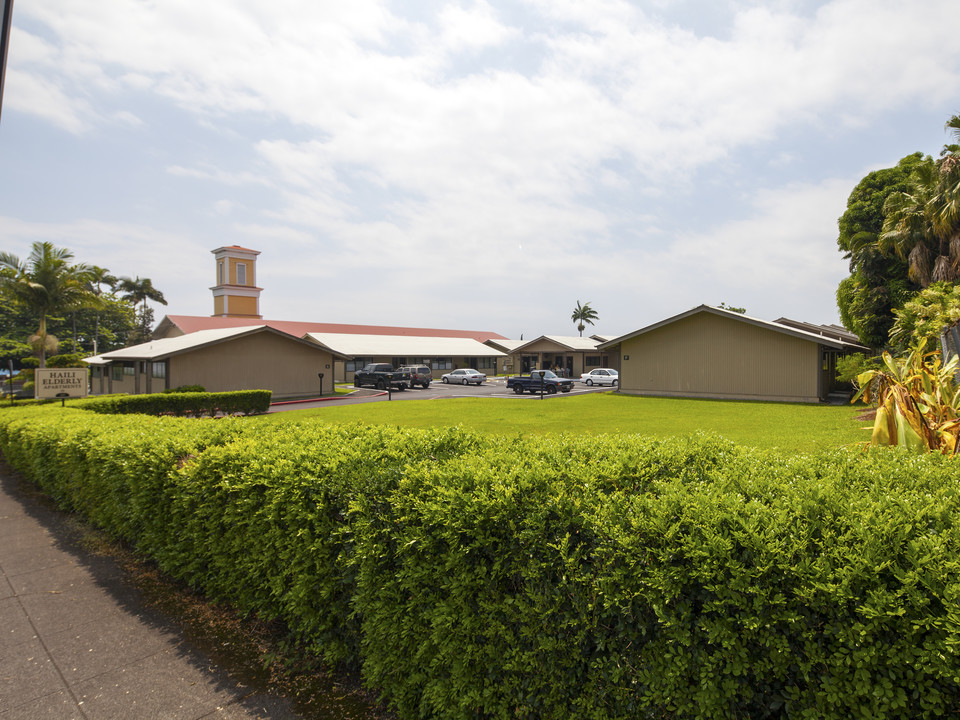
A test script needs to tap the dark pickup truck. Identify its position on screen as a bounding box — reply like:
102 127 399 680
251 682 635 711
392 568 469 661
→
506 369 574 395
353 363 410 390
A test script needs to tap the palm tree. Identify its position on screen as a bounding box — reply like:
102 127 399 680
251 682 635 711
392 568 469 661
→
89 266 117 296
879 114 960 287
87 266 117 355
117 275 167 340
0 242 96 367
571 300 599 337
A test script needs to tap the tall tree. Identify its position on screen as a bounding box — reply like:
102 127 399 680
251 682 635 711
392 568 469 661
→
87 265 118 355
117 275 167 342
571 300 598 337
836 153 926 349
879 115 960 288
0 242 96 367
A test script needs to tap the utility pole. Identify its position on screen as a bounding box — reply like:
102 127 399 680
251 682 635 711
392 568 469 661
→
0 0 13 125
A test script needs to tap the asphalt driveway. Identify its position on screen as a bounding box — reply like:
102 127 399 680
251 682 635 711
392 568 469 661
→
270 377 614 412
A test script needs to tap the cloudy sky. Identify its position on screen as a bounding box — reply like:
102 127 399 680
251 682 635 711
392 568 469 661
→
1 0 958 340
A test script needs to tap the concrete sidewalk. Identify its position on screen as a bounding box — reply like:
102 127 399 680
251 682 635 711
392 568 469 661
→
0 467 302 720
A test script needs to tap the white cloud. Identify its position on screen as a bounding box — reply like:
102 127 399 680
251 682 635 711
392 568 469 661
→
3 0 959 337
437 1 520 51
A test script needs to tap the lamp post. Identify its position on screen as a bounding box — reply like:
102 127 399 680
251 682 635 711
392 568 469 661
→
0 0 13 125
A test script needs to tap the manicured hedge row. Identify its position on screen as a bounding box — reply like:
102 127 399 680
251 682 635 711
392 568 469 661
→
75 389 272 416
1 406 959 719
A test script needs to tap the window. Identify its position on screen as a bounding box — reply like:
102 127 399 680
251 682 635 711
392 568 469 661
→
111 365 122 381
218 261 224 285
392 357 407 368
475 357 495 370
434 357 453 370
237 262 246 285
586 356 601 366
346 357 373 373
123 363 135 376
152 362 166 379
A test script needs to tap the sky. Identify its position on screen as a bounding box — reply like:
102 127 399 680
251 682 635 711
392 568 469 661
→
1 0 959 341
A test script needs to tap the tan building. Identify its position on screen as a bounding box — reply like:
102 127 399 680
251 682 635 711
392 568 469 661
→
86 326 345 399
303 333 505 382
600 305 867 403
503 335 615 378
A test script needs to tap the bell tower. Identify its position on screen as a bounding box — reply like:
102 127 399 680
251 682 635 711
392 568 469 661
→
211 245 262 318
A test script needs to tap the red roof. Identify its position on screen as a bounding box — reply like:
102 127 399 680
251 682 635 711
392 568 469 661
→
211 245 260 255
156 315 508 342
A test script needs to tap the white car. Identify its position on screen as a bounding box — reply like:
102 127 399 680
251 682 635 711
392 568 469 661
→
580 368 619 386
442 368 486 385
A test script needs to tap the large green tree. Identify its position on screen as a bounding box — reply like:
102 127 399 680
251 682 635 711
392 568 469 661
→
571 300 599 337
836 153 925 349
0 242 97 367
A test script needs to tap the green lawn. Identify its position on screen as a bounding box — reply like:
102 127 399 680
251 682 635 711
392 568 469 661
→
262 393 873 454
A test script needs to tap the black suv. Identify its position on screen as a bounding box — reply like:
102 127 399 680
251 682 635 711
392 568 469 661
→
399 365 432 389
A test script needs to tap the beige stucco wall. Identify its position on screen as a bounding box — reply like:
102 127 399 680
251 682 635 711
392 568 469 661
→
225 295 259 317
617 312 823 403
167 332 334 398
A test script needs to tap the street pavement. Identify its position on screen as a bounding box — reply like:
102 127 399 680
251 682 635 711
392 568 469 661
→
0 466 303 720
269 376 612 412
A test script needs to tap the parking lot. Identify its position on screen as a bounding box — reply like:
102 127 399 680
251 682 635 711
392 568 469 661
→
270 376 614 411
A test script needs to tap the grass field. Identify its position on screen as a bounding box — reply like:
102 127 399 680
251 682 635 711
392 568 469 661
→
263 393 874 454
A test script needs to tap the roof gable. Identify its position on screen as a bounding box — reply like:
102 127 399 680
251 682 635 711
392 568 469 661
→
512 335 604 353
88 325 346 362
599 305 856 351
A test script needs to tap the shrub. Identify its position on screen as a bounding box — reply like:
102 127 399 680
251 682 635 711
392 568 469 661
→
76 389 271 416
1 407 959 719
164 384 206 393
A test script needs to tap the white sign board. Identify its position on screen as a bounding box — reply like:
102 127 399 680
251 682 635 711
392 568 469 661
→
35 368 88 399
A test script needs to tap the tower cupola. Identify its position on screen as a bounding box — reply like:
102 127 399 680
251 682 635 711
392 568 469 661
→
211 245 262 318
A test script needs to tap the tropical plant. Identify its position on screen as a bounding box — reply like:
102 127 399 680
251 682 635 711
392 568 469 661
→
87 266 118 354
888 282 960 350
879 114 960 288
0 242 97 367
117 275 167 341
571 300 598 337
853 339 960 453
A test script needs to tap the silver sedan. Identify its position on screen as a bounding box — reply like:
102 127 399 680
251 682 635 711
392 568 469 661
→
580 368 619 386
441 368 486 385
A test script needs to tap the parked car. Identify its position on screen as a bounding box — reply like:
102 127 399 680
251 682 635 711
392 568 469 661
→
353 363 409 390
507 369 574 394
580 368 619 386
399 364 432 389
441 368 486 385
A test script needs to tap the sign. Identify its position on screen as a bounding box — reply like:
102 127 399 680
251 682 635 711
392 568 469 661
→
35 368 88 399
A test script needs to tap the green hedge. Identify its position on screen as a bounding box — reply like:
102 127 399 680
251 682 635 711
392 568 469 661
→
1 405 959 719
75 389 271 416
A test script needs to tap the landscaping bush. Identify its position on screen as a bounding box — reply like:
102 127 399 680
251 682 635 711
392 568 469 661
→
1 405 959 719
76 389 271 416
164 384 206 393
